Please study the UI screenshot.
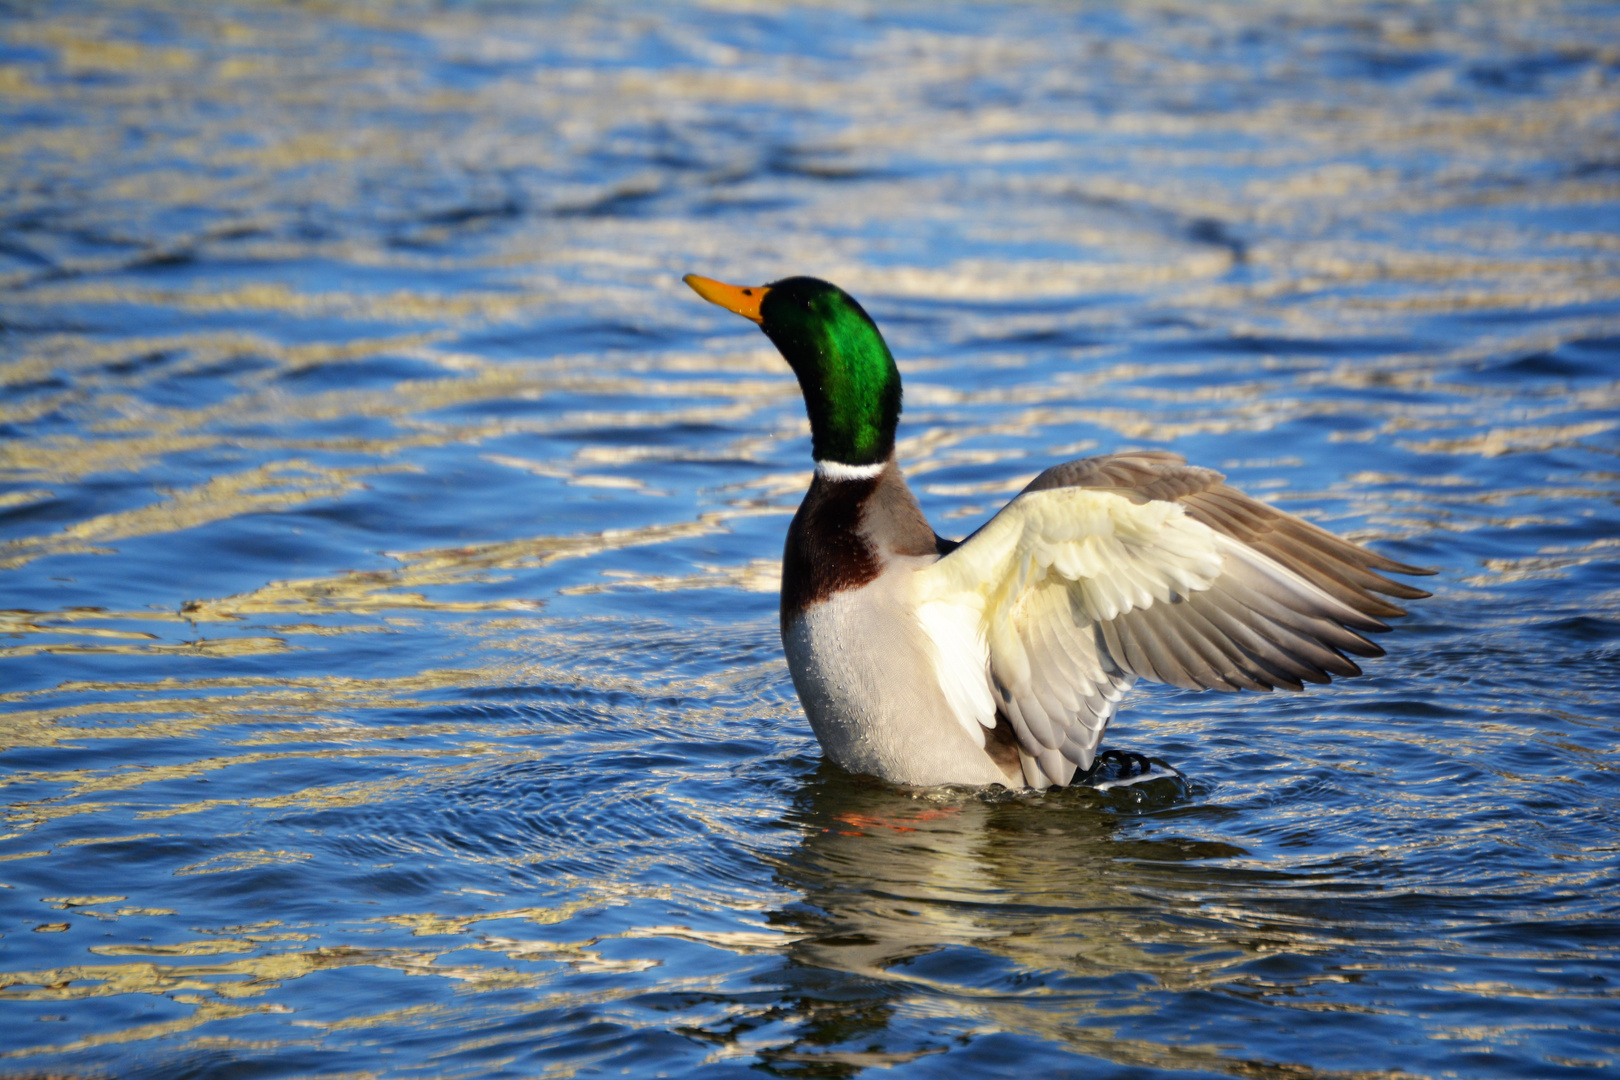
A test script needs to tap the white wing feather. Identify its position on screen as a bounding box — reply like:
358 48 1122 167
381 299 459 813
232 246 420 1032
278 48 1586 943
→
913 487 1226 784
917 487 1226 677
913 596 997 747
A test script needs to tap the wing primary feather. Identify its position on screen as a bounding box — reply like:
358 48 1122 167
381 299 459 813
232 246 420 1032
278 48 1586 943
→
1270 519 1432 602
1102 614 1169 686
1231 606 1354 682
1265 505 1436 578
1217 542 1392 635
1193 592 1317 689
1097 617 1148 685
1187 488 1434 603
1242 587 1387 660
1138 603 1247 692
1153 604 1239 690
1120 613 1194 688
1238 591 1371 676
1174 596 1279 691
1120 606 1223 690
1166 595 1276 689
1259 528 1415 616
1226 572 1389 661
1182 492 1266 539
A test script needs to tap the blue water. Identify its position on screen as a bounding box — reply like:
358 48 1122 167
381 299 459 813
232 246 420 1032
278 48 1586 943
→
2 2 1619 1076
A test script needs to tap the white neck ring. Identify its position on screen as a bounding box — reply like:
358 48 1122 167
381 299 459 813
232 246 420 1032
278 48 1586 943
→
814 460 886 482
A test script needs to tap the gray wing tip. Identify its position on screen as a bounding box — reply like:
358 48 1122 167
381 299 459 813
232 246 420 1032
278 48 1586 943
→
1368 551 1439 578
1366 571 1435 607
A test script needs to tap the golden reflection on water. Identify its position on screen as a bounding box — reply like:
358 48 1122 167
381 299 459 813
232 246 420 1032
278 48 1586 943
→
0 774 1355 1072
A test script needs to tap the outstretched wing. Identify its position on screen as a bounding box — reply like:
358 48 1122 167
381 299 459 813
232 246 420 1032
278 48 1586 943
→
914 452 1432 788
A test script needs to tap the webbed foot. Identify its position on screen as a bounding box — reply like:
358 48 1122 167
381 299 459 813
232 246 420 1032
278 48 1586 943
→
1076 749 1182 789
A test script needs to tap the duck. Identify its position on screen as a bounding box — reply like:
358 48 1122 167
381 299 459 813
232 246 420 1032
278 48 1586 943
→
683 273 1432 791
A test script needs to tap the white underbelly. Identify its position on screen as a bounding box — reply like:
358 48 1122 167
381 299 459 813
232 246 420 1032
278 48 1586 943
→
781 574 1014 788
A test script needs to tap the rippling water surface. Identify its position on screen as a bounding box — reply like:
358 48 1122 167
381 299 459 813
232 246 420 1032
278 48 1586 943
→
3 2 1619 1076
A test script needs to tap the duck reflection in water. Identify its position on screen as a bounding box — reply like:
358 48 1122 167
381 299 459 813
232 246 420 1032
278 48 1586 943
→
722 763 1301 1075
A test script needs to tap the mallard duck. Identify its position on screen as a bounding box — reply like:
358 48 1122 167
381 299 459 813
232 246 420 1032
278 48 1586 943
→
684 273 1432 790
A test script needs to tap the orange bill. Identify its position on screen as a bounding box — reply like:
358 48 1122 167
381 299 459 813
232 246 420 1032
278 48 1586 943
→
683 274 768 324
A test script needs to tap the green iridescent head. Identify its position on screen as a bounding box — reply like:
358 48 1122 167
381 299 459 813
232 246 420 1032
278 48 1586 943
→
684 273 901 467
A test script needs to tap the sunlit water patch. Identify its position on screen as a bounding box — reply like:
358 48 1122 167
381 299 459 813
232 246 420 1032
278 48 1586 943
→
2 1 1619 1077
